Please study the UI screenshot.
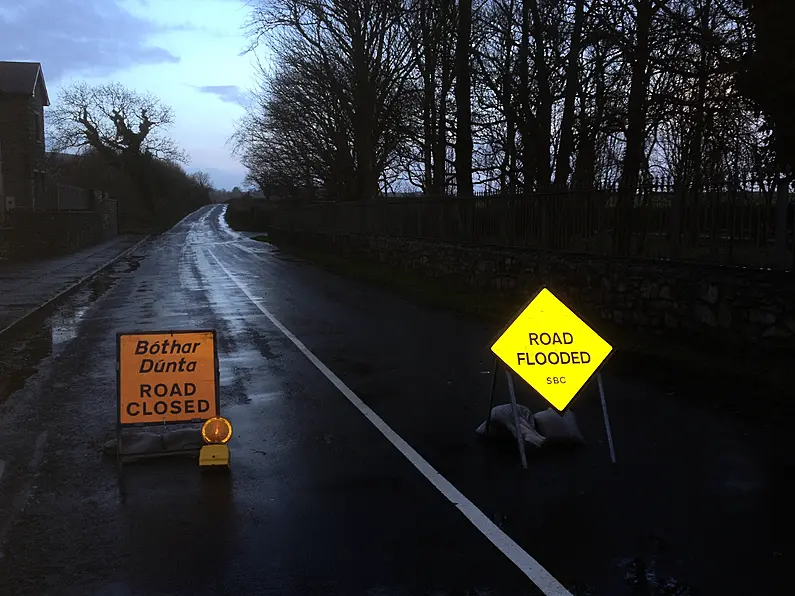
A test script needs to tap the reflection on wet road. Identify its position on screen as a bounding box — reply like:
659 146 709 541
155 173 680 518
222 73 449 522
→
0 261 137 404
0 205 790 596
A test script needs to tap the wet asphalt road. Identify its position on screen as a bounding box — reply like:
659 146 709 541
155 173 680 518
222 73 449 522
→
0 205 790 596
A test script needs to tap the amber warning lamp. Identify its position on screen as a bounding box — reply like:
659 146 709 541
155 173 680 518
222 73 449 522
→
199 416 233 468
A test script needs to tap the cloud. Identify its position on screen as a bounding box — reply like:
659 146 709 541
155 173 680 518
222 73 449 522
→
0 0 181 83
194 85 247 106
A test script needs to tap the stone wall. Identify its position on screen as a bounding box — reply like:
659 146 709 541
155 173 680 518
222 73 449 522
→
0 193 118 261
272 229 795 356
0 210 101 260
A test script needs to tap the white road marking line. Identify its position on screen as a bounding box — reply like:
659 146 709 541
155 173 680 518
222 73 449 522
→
207 249 572 596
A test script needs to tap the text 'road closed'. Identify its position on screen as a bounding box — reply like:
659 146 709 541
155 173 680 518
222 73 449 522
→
491 289 612 412
118 331 219 425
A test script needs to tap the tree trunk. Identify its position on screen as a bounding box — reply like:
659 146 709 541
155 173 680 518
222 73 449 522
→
500 11 515 194
528 0 552 188
351 21 376 201
518 0 533 195
554 0 585 186
617 0 653 256
455 0 473 196
574 42 604 189
434 0 451 195
775 174 791 269
421 0 434 192
670 1 711 258
505 89 516 194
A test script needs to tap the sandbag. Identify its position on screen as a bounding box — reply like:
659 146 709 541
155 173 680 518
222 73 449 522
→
162 428 203 451
103 429 204 456
103 432 163 456
533 408 585 445
475 404 546 447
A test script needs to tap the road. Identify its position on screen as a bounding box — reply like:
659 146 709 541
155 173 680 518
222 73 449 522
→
0 205 789 596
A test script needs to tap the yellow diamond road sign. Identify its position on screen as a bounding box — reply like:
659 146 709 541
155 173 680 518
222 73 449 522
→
491 288 612 412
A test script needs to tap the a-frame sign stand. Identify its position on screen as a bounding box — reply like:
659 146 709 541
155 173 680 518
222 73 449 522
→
485 288 617 468
484 357 528 469
115 329 222 503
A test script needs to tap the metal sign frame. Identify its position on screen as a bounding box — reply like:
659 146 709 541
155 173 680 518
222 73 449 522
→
485 288 618 467
115 329 221 500
484 359 529 469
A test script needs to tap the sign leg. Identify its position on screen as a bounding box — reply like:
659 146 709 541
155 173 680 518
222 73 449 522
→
485 358 499 437
116 425 126 503
503 369 528 469
597 372 616 464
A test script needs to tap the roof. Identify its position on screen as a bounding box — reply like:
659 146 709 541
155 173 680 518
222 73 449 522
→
0 62 50 106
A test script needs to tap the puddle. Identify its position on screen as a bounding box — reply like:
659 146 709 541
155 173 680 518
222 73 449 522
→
0 256 144 404
50 304 91 346
0 324 52 403
614 535 694 596
123 254 144 273
244 391 282 404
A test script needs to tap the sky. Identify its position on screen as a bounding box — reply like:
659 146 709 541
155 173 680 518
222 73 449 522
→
0 0 260 190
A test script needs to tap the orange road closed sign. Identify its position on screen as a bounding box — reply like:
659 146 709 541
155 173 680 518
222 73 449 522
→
117 330 220 425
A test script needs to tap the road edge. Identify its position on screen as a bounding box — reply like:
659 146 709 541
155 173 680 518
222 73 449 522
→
0 235 151 340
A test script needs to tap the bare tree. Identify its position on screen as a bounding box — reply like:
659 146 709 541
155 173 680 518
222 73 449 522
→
48 81 192 221
554 0 586 185
455 0 474 195
233 0 773 224
49 82 187 165
190 171 213 190
231 48 361 200
403 0 455 193
241 0 417 201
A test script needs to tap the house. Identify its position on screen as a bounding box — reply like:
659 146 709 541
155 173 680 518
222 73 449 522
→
0 61 50 212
